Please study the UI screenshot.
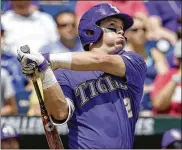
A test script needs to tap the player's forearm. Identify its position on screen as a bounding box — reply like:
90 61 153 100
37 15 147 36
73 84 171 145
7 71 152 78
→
43 83 69 120
152 80 177 111
49 52 126 77
49 51 101 70
40 67 69 120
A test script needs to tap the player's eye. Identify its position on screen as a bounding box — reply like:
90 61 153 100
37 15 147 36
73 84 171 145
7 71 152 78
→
106 27 117 33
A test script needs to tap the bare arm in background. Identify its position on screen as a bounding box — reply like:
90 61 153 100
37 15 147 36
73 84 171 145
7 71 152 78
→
152 66 181 111
1 96 18 116
1 69 18 116
151 48 169 74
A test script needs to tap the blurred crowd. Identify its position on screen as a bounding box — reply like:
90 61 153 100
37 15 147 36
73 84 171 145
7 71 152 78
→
1 0 181 117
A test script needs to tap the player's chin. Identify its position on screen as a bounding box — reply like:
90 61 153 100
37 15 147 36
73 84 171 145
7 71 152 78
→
115 39 125 49
115 42 124 50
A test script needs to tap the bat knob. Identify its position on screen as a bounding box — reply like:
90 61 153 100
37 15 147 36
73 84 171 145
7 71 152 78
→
20 45 30 53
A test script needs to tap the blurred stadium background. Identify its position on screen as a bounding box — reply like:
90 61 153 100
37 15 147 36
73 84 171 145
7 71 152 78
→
1 0 181 149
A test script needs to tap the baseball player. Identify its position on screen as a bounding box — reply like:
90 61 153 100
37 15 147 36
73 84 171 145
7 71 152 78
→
17 3 147 148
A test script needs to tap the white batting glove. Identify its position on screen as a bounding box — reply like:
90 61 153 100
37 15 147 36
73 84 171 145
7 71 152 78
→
17 49 50 78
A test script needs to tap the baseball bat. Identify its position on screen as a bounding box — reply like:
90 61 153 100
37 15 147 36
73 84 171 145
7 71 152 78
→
20 45 64 149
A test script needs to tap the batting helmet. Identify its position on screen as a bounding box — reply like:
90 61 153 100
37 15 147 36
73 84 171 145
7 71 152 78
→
78 3 134 50
1 124 19 140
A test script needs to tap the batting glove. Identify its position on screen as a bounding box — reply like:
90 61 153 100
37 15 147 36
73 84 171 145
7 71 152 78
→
17 49 50 78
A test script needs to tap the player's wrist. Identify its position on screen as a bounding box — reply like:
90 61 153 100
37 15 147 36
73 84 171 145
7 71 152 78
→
40 67 57 89
42 52 51 66
50 53 72 70
38 58 50 72
42 52 72 70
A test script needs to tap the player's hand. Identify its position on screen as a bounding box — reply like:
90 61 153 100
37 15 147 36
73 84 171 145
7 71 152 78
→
17 49 50 78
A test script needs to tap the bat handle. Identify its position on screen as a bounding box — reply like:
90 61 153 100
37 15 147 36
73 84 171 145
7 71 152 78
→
32 80 44 104
20 45 64 149
20 45 30 53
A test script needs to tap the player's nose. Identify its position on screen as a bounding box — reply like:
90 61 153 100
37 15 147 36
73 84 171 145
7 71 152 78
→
117 30 124 36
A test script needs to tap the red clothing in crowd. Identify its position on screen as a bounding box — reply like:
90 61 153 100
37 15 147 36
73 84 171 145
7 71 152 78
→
75 1 148 18
151 69 181 116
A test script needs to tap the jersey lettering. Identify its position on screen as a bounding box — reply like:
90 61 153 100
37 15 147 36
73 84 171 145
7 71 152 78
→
75 82 89 106
88 80 98 98
96 77 108 93
104 76 117 91
75 75 128 106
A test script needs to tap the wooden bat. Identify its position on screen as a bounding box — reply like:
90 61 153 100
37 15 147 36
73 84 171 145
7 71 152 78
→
20 45 64 149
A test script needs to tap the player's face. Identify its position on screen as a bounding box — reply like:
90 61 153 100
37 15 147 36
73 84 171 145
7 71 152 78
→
99 17 125 52
56 13 77 41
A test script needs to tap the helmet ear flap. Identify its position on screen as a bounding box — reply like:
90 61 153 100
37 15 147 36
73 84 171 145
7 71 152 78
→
84 29 95 51
85 30 95 36
79 23 103 51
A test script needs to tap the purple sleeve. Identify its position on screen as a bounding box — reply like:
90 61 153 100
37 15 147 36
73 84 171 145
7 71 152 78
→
54 69 75 101
120 52 147 89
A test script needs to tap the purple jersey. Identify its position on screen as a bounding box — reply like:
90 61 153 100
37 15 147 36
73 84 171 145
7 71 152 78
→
54 50 147 148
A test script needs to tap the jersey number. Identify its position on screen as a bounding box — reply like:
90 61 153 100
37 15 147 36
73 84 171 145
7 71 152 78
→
123 98 133 118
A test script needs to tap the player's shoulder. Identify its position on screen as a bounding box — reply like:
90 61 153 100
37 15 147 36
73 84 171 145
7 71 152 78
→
117 50 146 65
54 69 104 87
54 68 83 81
53 69 74 86
54 68 70 78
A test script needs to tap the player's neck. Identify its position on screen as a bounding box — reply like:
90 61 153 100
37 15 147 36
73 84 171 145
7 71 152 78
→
89 42 108 53
91 45 115 54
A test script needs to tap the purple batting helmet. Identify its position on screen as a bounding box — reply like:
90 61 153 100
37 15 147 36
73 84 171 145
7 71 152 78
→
78 3 134 51
1 124 19 140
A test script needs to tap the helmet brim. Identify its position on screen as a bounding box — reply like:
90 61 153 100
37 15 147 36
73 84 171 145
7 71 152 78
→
97 13 134 31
